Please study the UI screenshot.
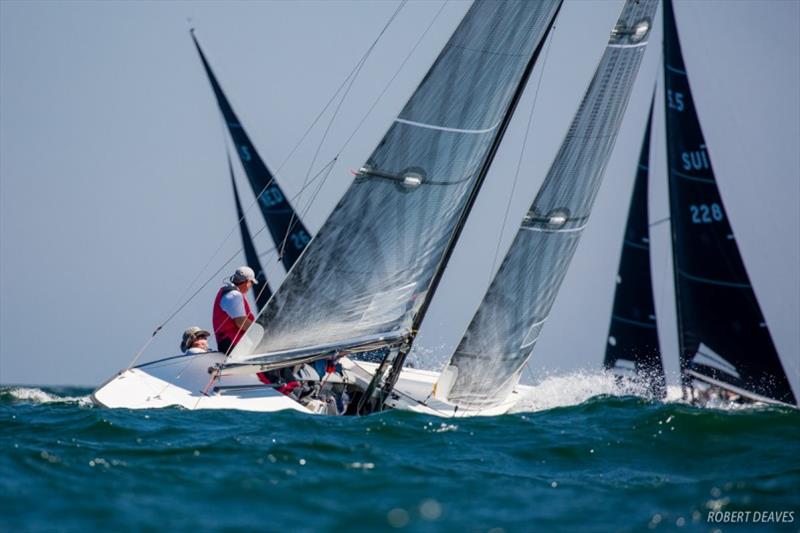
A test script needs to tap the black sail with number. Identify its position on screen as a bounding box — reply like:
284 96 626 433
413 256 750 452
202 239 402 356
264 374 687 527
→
663 0 796 404
603 101 665 398
228 0 563 366
443 0 659 409
227 152 272 311
192 31 312 271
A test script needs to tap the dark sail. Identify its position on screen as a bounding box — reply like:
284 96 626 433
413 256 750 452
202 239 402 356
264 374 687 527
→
228 152 272 311
663 0 796 405
191 30 312 271
602 100 665 398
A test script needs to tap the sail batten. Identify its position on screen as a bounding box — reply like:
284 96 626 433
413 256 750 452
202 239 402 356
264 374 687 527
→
663 0 796 405
228 0 563 365
445 0 659 409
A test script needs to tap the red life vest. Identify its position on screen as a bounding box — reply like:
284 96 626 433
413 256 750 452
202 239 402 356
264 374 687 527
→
212 286 255 350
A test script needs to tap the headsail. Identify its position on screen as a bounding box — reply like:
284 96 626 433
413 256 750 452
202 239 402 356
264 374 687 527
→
227 151 272 311
602 100 666 398
663 0 796 405
228 0 563 366
443 0 659 409
192 31 312 271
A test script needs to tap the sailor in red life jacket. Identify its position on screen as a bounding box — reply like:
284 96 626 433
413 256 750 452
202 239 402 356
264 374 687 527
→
212 266 258 354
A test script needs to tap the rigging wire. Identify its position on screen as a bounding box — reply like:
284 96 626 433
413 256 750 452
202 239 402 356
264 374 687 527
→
487 19 557 285
125 1 441 384
279 0 408 259
275 0 448 263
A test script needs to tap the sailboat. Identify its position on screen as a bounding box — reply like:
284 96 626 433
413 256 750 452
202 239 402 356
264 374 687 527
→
662 0 796 406
602 101 667 399
602 0 797 407
93 0 564 414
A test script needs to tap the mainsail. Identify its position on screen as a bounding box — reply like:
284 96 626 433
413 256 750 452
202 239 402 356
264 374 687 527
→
663 0 796 405
192 31 312 271
443 0 659 409
229 0 563 367
227 151 272 311
602 100 666 398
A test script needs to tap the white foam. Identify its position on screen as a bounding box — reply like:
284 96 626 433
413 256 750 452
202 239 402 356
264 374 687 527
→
511 370 628 413
2 386 92 406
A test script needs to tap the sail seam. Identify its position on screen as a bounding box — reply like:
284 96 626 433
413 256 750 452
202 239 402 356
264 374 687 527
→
623 239 648 250
394 117 500 134
612 314 657 329
607 41 649 49
666 64 686 75
520 223 587 234
671 169 715 184
678 269 751 288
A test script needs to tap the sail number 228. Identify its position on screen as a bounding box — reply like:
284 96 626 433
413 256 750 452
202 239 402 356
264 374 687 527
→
689 203 723 224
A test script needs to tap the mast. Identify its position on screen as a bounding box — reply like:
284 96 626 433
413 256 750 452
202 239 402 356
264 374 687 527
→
367 1 565 411
225 1 563 395
191 30 312 271
602 99 666 399
228 151 272 311
442 0 660 410
663 0 797 405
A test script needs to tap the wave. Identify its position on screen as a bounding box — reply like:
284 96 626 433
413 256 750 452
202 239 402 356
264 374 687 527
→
510 369 794 414
0 386 93 406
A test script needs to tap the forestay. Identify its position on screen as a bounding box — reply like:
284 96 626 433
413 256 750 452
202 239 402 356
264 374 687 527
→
444 0 659 409
229 0 562 364
663 0 796 405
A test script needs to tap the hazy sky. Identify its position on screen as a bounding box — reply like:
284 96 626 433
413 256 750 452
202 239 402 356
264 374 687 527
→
1 0 798 397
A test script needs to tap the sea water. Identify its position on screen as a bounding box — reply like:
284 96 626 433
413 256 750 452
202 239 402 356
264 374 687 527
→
2 376 798 532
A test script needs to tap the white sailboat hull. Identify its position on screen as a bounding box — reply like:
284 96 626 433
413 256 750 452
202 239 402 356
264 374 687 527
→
92 353 526 416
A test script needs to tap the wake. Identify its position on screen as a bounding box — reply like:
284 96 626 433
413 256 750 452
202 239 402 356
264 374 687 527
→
0 386 93 407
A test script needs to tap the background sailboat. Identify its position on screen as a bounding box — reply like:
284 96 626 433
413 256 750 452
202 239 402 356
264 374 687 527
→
662 0 796 405
602 100 666 399
192 30 312 272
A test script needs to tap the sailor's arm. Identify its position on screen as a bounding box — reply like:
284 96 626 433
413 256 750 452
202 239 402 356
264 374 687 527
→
232 316 253 331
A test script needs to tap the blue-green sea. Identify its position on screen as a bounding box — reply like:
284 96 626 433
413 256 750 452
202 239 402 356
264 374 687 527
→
2 384 798 532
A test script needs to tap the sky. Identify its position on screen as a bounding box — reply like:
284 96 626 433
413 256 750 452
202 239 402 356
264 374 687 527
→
1 0 798 397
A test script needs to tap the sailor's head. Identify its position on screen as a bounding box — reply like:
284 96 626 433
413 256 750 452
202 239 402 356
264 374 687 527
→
181 326 210 352
231 266 258 292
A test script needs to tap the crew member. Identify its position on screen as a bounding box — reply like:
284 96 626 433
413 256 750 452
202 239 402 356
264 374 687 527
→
181 326 211 355
212 266 258 353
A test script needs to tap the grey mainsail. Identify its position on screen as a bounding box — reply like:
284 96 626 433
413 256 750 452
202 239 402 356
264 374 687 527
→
228 0 562 367
443 0 659 409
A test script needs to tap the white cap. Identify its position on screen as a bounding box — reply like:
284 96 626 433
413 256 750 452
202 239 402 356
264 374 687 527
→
231 266 258 285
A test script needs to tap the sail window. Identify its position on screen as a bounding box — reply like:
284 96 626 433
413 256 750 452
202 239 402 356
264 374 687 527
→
546 208 570 228
632 20 651 42
401 172 424 190
610 17 651 45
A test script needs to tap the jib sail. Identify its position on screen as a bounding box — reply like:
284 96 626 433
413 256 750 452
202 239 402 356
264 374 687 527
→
192 31 312 271
443 0 659 409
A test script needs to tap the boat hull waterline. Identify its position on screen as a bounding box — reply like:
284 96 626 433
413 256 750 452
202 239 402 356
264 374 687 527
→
92 353 523 417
